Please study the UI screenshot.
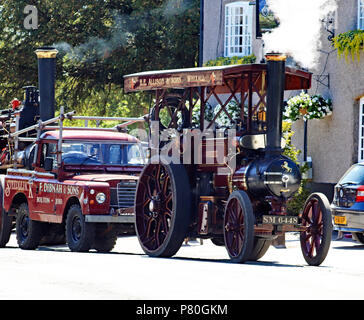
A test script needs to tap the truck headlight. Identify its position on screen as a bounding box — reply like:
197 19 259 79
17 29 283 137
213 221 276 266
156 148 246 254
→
95 192 106 204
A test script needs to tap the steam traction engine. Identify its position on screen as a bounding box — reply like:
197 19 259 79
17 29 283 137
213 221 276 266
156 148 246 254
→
124 54 333 265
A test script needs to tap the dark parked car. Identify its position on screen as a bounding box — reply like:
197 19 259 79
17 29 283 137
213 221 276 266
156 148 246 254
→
331 163 364 243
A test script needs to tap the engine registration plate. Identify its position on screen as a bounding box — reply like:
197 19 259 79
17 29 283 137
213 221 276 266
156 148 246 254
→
262 215 298 225
334 215 347 225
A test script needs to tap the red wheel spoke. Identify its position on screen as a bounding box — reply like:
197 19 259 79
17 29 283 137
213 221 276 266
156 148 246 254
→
155 165 162 194
312 201 318 220
231 234 238 255
162 176 170 196
165 194 172 205
155 220 161 248
238 229 245 243
161 214 169 233
309 235 316 257
144 217 154 238
142 197 151 208
314 234 321 251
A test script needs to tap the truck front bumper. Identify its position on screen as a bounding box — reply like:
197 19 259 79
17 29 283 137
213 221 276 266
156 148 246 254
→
85 214 134 224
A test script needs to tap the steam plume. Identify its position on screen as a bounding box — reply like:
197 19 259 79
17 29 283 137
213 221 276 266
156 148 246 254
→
54 0 191 63
263 0 338 70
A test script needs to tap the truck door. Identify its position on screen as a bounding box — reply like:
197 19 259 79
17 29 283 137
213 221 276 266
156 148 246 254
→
31 142 59 222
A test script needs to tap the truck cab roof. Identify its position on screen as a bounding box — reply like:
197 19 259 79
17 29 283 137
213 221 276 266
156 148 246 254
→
41 130 140 143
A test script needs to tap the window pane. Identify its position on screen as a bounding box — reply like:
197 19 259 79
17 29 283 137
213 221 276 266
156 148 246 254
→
224 3 252 57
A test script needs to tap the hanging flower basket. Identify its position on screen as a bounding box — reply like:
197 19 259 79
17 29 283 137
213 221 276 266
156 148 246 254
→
283 91 333 121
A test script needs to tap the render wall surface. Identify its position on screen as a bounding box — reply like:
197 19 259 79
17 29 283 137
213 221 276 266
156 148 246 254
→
203 0 264 64
292 0 364 184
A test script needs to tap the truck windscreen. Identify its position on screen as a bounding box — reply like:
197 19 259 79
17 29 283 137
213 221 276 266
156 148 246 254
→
62 141 144 166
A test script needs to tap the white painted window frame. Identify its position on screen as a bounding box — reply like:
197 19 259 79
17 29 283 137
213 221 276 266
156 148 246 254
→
224 1 253 57
358 97 364 162
358 0 364 30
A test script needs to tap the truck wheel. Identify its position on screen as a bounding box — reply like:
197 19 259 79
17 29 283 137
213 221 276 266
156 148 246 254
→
16 203 44 250
224 190 255 263
0 209 12 248
93 235 117 253
300 193 333 266
249 237 272 261
211 237 225 246
93 225 118 253
66 205 95 252
135 162 191 257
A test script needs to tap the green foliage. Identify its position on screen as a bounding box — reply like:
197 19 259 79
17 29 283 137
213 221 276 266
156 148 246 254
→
203 54 256 67
282 121 301 163
0 0 200 115
333 29 364 61
286 180 311 216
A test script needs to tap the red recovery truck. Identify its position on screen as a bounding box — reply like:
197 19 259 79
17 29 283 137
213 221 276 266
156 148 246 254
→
0 108 146 252
0 47 146 252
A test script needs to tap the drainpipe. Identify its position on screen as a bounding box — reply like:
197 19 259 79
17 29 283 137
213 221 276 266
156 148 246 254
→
199 0 204 67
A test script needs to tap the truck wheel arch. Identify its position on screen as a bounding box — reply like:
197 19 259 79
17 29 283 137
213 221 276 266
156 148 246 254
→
62 197 81 224
10 193 28 212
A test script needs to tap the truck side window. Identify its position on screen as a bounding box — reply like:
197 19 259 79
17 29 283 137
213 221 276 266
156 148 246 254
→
40 143 58 170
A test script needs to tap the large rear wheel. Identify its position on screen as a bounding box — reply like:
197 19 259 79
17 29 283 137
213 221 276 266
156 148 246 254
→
224 190 255 263
300 193 332 266
134 162 191 257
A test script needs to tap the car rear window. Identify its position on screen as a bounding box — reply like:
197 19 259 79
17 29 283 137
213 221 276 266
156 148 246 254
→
339 164 364 185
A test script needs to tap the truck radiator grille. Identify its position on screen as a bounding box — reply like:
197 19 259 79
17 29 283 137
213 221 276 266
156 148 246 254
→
110 180 137 208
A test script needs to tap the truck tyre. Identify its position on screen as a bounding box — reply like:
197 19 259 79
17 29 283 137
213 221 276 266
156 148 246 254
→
66 204 95 252
93 235 117 253
211 237 225 246
93 224 118 253
16 202 44 250
0 209 12 248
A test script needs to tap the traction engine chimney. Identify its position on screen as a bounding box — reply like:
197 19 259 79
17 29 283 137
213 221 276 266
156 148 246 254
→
35 47 58 121
265 53 286 157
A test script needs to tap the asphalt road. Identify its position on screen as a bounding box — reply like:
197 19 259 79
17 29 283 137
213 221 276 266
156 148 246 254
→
0 231 363 300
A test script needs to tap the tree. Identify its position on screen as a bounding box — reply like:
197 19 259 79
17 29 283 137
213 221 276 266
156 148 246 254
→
0 0 200 116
